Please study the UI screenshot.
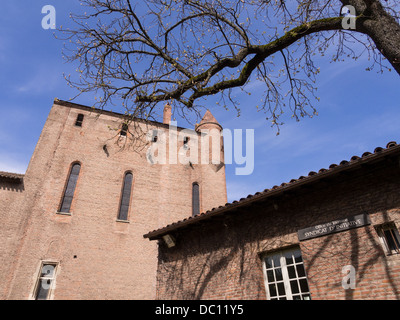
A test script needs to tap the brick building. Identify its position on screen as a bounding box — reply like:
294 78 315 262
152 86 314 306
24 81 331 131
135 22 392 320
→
3 98 400 300
145 141 400 300
0 98 227 299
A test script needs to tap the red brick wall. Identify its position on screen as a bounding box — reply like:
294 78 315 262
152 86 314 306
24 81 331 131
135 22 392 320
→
0 100 227 299
155 159 400 300
0 179 25 299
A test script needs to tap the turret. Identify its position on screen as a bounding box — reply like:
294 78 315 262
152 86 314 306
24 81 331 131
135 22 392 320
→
192 110 227 213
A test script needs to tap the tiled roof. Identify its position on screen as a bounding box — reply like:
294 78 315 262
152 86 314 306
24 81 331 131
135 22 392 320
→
0 171 24 182
143 141 400 240
195 109 222 131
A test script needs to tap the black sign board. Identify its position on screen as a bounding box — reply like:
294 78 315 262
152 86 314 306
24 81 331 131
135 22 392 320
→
298 213 371 241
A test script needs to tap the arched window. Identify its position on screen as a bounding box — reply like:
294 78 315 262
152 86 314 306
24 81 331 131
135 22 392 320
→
118 172 133 221
192 182 200 217
59 163 81 213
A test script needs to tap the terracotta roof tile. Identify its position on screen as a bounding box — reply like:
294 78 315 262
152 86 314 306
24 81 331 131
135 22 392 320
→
144 141 400 240
0 171 24 182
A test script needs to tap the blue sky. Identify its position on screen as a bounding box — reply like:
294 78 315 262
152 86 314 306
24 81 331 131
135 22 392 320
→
1 1 400 203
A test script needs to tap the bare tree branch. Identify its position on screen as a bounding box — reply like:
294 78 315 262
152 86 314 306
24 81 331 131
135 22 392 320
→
60 0 400 128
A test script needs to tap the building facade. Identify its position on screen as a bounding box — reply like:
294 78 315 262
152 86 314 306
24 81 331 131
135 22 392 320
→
0 99 227 299
3 98 400 300
145 142 400 300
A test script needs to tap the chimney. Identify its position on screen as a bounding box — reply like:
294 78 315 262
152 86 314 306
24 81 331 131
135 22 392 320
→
163 103 172 125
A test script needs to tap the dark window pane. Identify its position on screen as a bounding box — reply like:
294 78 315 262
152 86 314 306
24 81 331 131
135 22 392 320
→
64 183 76 197
290 280 299 294
296 264 306 277
287 266 296 279
293 295 301 300
268 284 277 297
121 191 131 206
277 282 285 296
70 164 80 175
152 131 158 142
274 268 283 281
59 164 80 213
75 114 84 126
118 205 129 221
40 264 55 278
125 172 133 184
285 252 293 265
118 173 133 220
293 250 303 263
121 176 132 201
393 230 400 249
272 255 281 268
384 229 400 251
35 279 51 300
120 123 128 136
267 269 275 282
118 210 128 221
265 257 273 269
192 183 200 216
59 197 72 213
299 279 309 293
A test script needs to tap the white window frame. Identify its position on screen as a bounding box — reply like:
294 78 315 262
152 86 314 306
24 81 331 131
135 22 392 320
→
32 261 58 300
376 222 400 255
262 247 311 300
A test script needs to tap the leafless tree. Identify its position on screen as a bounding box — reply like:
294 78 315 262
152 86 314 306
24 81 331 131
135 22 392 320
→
61 0 400 129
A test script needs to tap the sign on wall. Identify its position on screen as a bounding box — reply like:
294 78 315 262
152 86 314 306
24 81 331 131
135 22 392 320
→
297 213 371 241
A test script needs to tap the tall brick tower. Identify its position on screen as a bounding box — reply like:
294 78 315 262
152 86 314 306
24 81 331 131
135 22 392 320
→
0 99 227 300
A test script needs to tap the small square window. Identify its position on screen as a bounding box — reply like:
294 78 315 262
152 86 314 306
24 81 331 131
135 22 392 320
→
376 222 400 255
151 130 158 142
183 136 190 150
120 123 129 136
75 114 84 127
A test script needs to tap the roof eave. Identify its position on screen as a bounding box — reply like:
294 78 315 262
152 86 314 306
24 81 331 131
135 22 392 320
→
143 143 400 240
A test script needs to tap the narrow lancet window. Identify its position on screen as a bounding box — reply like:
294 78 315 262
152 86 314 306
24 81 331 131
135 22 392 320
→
34 262 58 300
118 172 133 221
59 163 81 213
192 182 200 217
